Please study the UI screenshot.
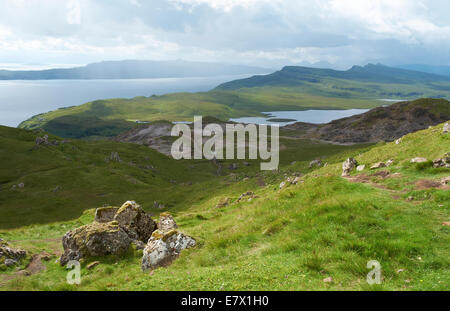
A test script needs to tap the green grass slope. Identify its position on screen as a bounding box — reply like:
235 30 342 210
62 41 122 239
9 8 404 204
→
1 123 448 290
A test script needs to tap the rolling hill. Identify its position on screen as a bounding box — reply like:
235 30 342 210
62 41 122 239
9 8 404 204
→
18 64 450 139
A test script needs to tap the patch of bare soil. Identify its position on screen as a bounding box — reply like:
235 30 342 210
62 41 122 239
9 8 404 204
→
415 179 449 190
0 252 54 286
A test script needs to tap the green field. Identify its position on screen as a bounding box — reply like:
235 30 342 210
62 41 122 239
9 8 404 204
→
1 122 448 290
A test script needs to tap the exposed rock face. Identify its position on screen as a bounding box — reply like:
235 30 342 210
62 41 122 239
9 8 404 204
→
0 239 27 267
158 213 178 232
386 160 394 167
342 158 358 176
141 230 196 271
114 201 157 243
284 99 450 144
60 221 131 266
94 207 119 223
411 157 428 163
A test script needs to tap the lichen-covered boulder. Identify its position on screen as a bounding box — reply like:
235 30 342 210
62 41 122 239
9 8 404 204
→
411 157 428 163
342 158 358 176
95 207 119 223
60 221 131 266
158 213 178 232
141 229 196 271
114 201 156 243
0 239 27 268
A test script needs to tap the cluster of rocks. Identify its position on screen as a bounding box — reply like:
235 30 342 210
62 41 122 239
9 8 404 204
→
237 191 258 202
60 201 195 271
11 182 25 190
35 135 69 147
0 238 27 268
432 153 450 168
279 176 303 189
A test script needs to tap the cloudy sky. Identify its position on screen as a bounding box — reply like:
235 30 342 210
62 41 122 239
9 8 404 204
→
0 0 449 70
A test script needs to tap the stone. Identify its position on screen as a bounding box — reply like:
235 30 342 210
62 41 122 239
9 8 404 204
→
433 156 450 168
395 138 402 145
110 152 121 162
356 165 366 172
141 230 196 271
371 162 386 170
411 157 428 163
279 181 286 189
309 159 323 168
323 277 333 283
158 213 178 232
60 221 131 266
4 259 17 267
114 201 157 243
342 158 358 176
443 122 450 133
17 183 25 189
292 177 303 185
87 261 101 270
440 176 450 186
94 207 119 223
386 159 394 167
0 240 27 268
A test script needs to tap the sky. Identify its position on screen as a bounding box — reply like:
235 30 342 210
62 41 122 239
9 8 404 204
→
0 0 449 70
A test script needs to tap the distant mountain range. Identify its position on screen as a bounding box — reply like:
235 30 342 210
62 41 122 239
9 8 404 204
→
215 63 450 90
0 60 270 80
396 64 450 78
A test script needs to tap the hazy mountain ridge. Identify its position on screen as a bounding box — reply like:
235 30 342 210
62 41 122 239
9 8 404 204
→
0 60 270 80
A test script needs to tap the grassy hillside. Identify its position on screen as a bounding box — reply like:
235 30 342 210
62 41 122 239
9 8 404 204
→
19 64 450 139
0 125 369 228
1 123 448 290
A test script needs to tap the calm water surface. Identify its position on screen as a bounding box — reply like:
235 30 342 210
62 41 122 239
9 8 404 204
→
0 75 255 127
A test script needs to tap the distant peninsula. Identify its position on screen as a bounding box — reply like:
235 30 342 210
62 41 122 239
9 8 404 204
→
0 60 270 80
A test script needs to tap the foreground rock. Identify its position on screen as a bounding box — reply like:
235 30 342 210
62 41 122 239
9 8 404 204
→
114 201 156 243
0 239 27 267
61 201 156 266
142 229 196 271
60 221 131 266
342 158 358 176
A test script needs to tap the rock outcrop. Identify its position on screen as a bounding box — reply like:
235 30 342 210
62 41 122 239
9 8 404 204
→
60 221 131 266
0 239 27 268
342 158 358 176
114 201 157 243
371 162 386 170
142 229 196 271
95 207 119 223
158 213 178 232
